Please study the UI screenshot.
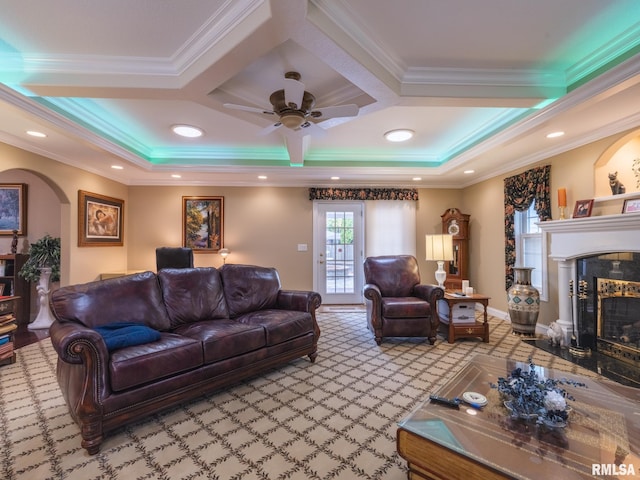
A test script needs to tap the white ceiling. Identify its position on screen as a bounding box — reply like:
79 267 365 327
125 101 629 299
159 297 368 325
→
1 0 639 187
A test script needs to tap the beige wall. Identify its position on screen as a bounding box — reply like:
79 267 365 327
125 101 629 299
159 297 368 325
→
127 186 314 290
2 126 639 323
0 143 128 287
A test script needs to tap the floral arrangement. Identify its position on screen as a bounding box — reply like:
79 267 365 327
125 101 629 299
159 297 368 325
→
490 357 586 426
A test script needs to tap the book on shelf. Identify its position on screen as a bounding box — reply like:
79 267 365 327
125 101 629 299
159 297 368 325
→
0 341 13 356
0 323 17 335
0 313 15 325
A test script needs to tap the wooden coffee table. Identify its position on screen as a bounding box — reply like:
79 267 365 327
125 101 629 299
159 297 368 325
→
397 354 640 479
438 291 490 343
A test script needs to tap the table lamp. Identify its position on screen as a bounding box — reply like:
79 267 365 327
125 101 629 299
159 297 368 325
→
426 234 454 288
219 248 230 264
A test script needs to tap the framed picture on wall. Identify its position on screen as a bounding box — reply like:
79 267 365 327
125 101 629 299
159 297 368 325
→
78 190 124 246
0 183 28 236
572 199 594 218
622 198 640 214
182 196 224 253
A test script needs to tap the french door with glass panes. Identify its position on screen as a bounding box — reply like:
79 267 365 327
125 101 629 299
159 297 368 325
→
313 202 364 304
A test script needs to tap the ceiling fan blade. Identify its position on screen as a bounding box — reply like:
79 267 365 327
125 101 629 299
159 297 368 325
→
258 122 283 136
297 121 327 138
284 78 305 110
223 103 275 116
311 104 358 120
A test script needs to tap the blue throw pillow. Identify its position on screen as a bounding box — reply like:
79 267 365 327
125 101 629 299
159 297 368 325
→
94 322 161 351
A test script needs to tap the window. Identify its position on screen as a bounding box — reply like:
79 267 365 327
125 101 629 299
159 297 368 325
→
514 203 547 300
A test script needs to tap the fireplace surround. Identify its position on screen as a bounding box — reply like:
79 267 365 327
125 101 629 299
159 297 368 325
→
539 213 640 384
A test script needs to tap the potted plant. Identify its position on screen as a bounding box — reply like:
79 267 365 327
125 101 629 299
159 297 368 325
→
19 234 61 330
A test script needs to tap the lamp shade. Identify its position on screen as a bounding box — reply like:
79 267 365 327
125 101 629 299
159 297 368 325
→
425 234 454 261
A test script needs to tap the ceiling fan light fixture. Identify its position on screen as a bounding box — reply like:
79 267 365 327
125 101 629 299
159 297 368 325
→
384 129 414 142
172 124 204 138
280 111 306 129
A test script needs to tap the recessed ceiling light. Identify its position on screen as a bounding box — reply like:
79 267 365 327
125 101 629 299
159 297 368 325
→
546 131 565 138
384 129 414 142
331 176 340 180
111 165 124 170
171 174 182 178
258 175 267 180
26 130 47 138
412 177 422 181
464 169 475 174
172 124 204 138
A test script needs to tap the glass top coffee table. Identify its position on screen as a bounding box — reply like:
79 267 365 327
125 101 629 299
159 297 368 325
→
397 354 640 479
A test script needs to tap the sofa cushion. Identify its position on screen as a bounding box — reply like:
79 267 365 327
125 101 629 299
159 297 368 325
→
382 297 431 318
94 322 161 351
158 267 229 327
50 271 171 331
109 333 203 391
235 310 314 346
174 319 266 363
220 264 280 317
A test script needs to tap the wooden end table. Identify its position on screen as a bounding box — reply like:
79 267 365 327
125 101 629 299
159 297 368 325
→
438 291 490 344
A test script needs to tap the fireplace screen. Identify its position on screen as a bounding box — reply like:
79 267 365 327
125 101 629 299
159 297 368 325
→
596 278 640 366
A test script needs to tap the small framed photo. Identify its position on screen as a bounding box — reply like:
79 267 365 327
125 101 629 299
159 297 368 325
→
622 198 640 214
572 199 594 218
0 183 28 236
78 190 124 247
182 196 224 253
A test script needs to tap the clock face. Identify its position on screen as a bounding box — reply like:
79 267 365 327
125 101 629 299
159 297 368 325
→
447 220 460 236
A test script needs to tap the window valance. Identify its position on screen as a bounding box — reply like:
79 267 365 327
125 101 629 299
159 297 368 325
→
309 188 418 201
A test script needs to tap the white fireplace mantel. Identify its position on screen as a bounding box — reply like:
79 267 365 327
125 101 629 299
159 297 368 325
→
539 213 640 260
538 212 640 345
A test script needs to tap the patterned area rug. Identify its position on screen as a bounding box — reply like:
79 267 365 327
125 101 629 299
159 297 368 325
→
0 312 599 480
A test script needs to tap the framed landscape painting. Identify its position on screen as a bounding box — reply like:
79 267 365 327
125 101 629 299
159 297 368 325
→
78 190 124 246
182 196 224 253
0 183 27 236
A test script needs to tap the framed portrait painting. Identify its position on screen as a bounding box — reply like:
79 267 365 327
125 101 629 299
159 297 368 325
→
572 199 594 219
78 190 124 246
0 183 27 236
182 196 224 252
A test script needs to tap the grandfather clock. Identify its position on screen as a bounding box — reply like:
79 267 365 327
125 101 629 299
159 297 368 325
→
441 208 470 290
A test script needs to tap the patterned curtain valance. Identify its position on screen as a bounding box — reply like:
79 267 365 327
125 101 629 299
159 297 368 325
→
309 188 418 201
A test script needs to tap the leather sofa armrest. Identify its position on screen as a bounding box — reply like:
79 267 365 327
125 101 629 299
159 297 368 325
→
50 320 110 365
276 290 322 313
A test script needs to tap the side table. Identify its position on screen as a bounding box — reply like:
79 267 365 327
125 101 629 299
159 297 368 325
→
437 291 490 343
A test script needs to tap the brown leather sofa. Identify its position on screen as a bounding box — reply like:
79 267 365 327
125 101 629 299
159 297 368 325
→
49 264 321 454
363 255 444 345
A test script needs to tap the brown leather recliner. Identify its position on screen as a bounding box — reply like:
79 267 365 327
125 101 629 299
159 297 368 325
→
363 255 444 345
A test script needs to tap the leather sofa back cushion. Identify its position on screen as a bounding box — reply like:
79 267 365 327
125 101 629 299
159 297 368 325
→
364 255 420 297
220 264 280 318
158 267 229 327
50 271 171 330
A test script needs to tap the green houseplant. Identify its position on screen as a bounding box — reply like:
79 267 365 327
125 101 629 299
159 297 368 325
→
19 234 61 330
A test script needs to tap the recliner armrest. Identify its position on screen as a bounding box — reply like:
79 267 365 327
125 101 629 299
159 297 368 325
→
413 284 445 311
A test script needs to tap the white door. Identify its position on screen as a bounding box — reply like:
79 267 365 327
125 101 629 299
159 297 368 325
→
313 202 364 304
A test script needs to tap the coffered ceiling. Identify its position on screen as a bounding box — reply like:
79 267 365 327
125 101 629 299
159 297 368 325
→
1 0 639 187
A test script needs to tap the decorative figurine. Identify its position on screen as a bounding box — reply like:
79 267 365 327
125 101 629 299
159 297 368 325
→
608 172 626 195
11 230 18 254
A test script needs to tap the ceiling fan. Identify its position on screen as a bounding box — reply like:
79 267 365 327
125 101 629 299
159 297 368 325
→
223 72 359 136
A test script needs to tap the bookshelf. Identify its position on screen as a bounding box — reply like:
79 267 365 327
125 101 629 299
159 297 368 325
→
0 296 18 365
0 254 31 325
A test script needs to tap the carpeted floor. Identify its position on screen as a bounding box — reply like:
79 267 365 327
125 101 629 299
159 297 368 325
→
0 312 601 480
